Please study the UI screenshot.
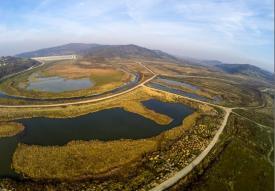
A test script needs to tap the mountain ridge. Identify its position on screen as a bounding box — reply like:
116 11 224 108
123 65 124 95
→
16 43 177 61
213 62 274 81
16 43 273 82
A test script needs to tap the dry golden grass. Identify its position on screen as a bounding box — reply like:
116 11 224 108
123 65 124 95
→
43 62 124 80
162 112 200 142
10 86 213 181
13 139 158 180
122 100 172 125
0 87 153 120
10 87 219 180
0 86 214 122
0 122 24 137
0 59 132 99
11 82 222 182
143 60 211 76
12 112 201 180
11 110 202 180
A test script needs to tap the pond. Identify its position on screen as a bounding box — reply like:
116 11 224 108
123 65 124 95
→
0 99 194 178
0 73 141 102
158 78 199 90
149 83 211 102
155 78 222 104
27 76 94 93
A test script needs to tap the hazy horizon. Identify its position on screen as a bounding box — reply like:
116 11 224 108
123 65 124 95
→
0 0 274 71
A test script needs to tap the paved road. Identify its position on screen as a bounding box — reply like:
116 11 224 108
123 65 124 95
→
0 61 156 108
0 59 234 190
150 111 231 191
0 61 45 82
232 111 272 130
267 135 274 166
0 55 76 83
1 57 269 189
148 86 232 191
148 85 273 191
232 111 273 167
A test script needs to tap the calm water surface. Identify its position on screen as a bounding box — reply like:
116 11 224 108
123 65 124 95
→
0 73 140 102
156 78 222 103
158 78 199 90
149 83 211 102
27 76 93 93
0 99 194 178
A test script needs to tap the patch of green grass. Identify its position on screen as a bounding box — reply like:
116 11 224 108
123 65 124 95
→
234 108 274 127
189 139 273 191
234 93 274 127
186 114 274 191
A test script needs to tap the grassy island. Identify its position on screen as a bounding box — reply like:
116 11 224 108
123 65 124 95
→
0 122 25 137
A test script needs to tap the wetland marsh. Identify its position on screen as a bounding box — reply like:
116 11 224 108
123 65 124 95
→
0 99 194 178
0 60 133 99
0 54 273 191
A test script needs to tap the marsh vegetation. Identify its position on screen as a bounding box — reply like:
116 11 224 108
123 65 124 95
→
0 60 132 99
0 122 24 138
0 56 273 191
185 113 274 191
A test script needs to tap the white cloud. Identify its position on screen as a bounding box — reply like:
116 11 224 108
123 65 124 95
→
0 0 273 71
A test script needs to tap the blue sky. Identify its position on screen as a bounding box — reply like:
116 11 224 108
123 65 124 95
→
0 0 274 71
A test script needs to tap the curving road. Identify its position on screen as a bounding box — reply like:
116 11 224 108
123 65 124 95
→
148 86 232 191
1 54 76 83
148 84 272 191
0 58 234 190
0 61 45 83
0 60 157 108
1 57 268 189
0 55 76 93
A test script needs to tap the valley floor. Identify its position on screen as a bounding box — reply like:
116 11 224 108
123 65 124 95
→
0 56 273 191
